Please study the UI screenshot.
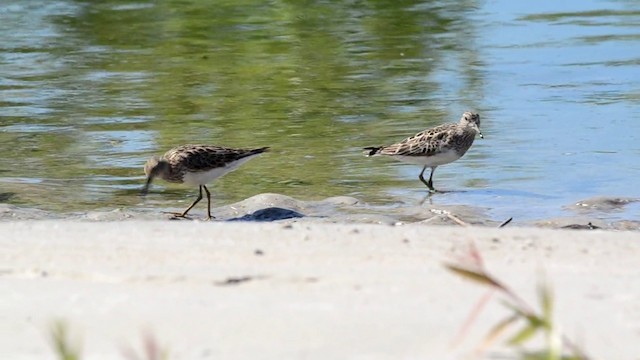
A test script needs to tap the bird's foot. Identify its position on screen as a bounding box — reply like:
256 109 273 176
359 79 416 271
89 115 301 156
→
426 181 436 192
163 211 193 220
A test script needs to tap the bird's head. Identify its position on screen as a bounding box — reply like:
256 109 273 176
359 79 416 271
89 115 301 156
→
141 156 170 195
461 111 483 139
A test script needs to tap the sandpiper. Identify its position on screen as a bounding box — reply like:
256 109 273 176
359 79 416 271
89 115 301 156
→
364 111 483 192
141 145 269 219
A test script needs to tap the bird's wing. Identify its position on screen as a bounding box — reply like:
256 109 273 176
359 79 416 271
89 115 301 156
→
378 124 455 157
165 145 268 171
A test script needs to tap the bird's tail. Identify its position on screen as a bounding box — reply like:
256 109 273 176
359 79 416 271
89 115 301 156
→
363 146 382 157
251 147 270 154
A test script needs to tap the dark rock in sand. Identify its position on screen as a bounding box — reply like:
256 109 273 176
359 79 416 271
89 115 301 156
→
561 222 601 230
228 207 304 222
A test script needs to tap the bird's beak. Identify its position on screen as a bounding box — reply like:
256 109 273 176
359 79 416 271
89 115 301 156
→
140 176 153 196
473 123 484 139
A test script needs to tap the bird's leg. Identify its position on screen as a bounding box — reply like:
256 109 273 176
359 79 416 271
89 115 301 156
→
202 185 214 220
418 165 429 188
173 185 203 218
418 165 437 192
427 166 437 192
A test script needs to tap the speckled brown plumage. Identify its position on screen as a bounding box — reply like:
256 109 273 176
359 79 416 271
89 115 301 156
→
141 145 269 219
159 145 270 183
364 112 482 191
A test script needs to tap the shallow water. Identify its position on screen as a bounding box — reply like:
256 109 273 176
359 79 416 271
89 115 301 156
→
1 0 639 224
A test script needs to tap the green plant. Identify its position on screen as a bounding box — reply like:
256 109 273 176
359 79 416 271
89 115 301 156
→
445 242 590 360
48 321 169 360
50 320 81 360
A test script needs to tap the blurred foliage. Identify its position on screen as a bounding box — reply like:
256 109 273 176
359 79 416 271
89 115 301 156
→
446 242 591 359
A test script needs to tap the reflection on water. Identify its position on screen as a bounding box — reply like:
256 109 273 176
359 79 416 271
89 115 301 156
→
1 0 639 222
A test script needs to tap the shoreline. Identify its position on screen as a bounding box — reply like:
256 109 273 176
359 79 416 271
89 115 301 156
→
2 221 640 359
1 192 639 231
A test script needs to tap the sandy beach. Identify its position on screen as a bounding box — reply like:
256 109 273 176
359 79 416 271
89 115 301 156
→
2 219 640 360
3 1 640 359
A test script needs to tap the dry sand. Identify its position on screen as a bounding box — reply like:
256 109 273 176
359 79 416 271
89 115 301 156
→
2 220 640 360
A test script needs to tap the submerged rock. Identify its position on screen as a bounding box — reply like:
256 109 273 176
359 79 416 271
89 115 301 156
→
569 196 639 212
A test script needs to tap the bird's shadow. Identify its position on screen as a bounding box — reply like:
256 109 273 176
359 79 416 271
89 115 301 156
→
164 212 195 221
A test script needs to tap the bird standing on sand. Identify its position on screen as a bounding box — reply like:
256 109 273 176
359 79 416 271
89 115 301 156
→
364 111 483 192
141 145 269 219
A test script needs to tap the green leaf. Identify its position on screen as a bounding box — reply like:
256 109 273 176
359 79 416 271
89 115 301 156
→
500 301 546 328
50 321 81 360
508 324 539 345
538 281 554 330
444 264 501 288
481 314 519 349
500 300 531 319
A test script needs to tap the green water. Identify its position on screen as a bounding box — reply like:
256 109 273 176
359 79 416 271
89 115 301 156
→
1 1 639 221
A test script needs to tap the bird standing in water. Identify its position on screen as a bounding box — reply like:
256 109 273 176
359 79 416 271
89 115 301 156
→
141 145 269 219
364 112 482 192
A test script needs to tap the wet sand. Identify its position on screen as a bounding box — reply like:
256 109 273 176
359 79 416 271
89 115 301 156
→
1 193 640 359
1 192 638 230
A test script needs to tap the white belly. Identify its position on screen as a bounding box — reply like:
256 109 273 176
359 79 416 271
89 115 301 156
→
182 155 259 186
393 150 462 166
